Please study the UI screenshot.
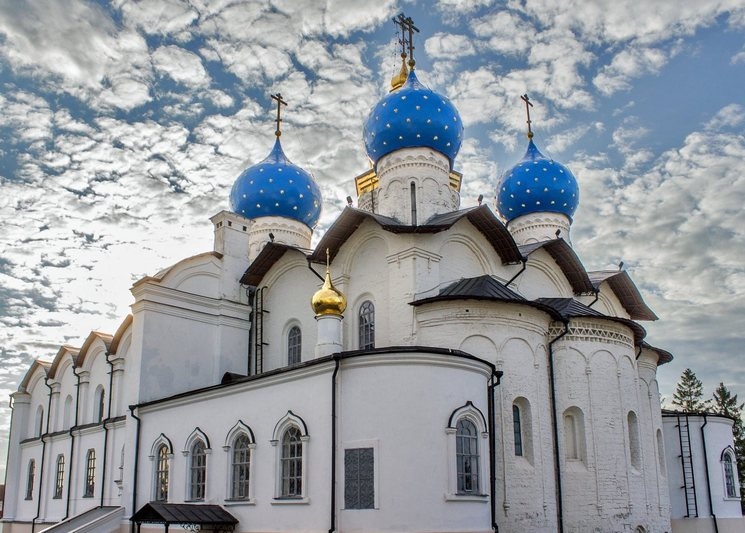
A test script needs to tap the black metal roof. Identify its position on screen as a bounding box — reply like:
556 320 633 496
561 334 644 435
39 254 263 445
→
519 240 595 295
587 270 658 321
240 242 307 286
308 205 523 265
131 502 238 527
536 297 647 343
641 340 673 365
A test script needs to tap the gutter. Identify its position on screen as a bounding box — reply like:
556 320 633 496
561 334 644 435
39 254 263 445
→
505 258 527 289
548 320 569 533
488 370 503 532
328 355 341 533
32 377 54 533
128 406 142 533
701 414 719 533
100 353 116 507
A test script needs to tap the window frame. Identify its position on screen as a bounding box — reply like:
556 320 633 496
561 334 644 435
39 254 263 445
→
54 454 65 499
83 449 96 498
358 300 375 350
152 441 172 502
25 459 35 500
271 412 310 504
223 421 256 503
445 402 489 501
188 439 207 501
513 404 523 457
562 406 587 465
288 325 302 365
721 447 739 499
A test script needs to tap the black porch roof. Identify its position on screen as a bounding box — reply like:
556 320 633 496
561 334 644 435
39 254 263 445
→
131 502 238 527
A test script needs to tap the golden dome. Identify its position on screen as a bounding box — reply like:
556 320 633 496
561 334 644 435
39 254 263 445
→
390 53 409 92
311 269 347 316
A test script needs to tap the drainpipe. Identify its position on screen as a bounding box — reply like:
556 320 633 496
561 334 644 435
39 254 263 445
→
329 355 341 533
128 406 142 533
548 320 569 533
635 345 642 360
505 259 527 289
488 370 503 532
64 366 82 521
307 259 325 282
586 290 599 308
100 353 115 507
701 414 719 533
31 377 54 533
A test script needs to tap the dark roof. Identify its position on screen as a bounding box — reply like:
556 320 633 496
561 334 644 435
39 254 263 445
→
536 297 646 344
240 243 308 286
641 341 673 365
131 503 238 527
587 270 658 321
519 240 595 295
308 205 523 265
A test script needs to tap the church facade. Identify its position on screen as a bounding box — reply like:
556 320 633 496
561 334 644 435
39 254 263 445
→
2 22 742 533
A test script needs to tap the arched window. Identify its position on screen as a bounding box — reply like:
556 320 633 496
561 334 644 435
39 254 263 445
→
288 326 302 365
456 418 479 494
628 411 641 470
54 454 65 499
231 434 251 500
723 449 737 498
155 444 170 501
281 427 303 498
563 407 585 462
190 440 207 501
25 459 35 500
63 395 73 429
84 449 96 497
35 406 44 437
94 386 106 423
513 404 523 456
358 301 375 349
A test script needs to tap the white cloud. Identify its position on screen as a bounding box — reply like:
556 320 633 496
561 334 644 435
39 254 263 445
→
152 45 211 88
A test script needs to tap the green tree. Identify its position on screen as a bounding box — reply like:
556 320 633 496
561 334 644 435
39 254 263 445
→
672 368 706 412
711 382 745 510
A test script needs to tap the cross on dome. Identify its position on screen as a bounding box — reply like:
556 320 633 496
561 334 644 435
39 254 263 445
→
394 13 419 69
521 93 534 139
271 92 288 138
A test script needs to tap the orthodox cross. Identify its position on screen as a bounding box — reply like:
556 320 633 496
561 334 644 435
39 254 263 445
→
271 93 288 138
394 13 419 68
326 248 331 271
521 93 534 139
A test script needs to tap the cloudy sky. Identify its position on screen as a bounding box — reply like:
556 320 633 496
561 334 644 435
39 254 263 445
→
1 0 744 476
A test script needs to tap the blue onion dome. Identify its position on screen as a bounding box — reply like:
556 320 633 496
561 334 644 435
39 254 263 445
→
363 70 463 168
229 138 322 228
497 139 579 223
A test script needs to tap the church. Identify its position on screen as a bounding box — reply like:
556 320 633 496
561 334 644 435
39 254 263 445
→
2 16 743 533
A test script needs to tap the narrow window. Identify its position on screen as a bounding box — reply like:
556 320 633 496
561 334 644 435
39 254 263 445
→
25 459 35 500
656 429 666 476
410 182 417 225
345 448 374 509
95 387 106 423
564 412 579 460
231 435 251 500
35 406 44 437
281 427 303 497
628 411 641 470
513 404 523 456
456 418 479 494
54 454 65 499
724 452 737 498
155 444 169 501
190 440 207 501
288 326 302 365
84 449 96 497
63 395 73 429
358 301 375 350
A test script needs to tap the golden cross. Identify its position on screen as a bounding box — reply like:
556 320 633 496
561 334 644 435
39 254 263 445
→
521 94 534 139
271 93 288 138
326 248 331 272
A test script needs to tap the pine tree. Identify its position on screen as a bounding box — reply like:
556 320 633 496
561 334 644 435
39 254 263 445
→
711 382 745 511
672 368 706 412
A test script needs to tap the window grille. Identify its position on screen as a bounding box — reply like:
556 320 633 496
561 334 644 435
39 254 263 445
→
232 435 251 499
724 452 737 498
84 449 96 497
288 326 302 365
345 447 374 509
513 404 523 456
155 444 169 501
190 440 207 500
359 301 375 349
54 455 65 499
456 418 479 493
281 427 303 497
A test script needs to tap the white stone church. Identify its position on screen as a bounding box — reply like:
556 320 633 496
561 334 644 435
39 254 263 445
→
2 23 743 533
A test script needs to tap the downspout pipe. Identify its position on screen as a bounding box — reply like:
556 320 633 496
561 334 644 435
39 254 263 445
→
701 414 719 533
307 259 326 282
32 377 54 533
100 353 116 507
548 320 569 533
586 289 599 308
128 406 142 533
488 370 503 532
505 259 527 289
329 355 341 533
64 366 82 520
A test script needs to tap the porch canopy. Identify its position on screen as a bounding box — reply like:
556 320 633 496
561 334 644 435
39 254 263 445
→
131 502 238 533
